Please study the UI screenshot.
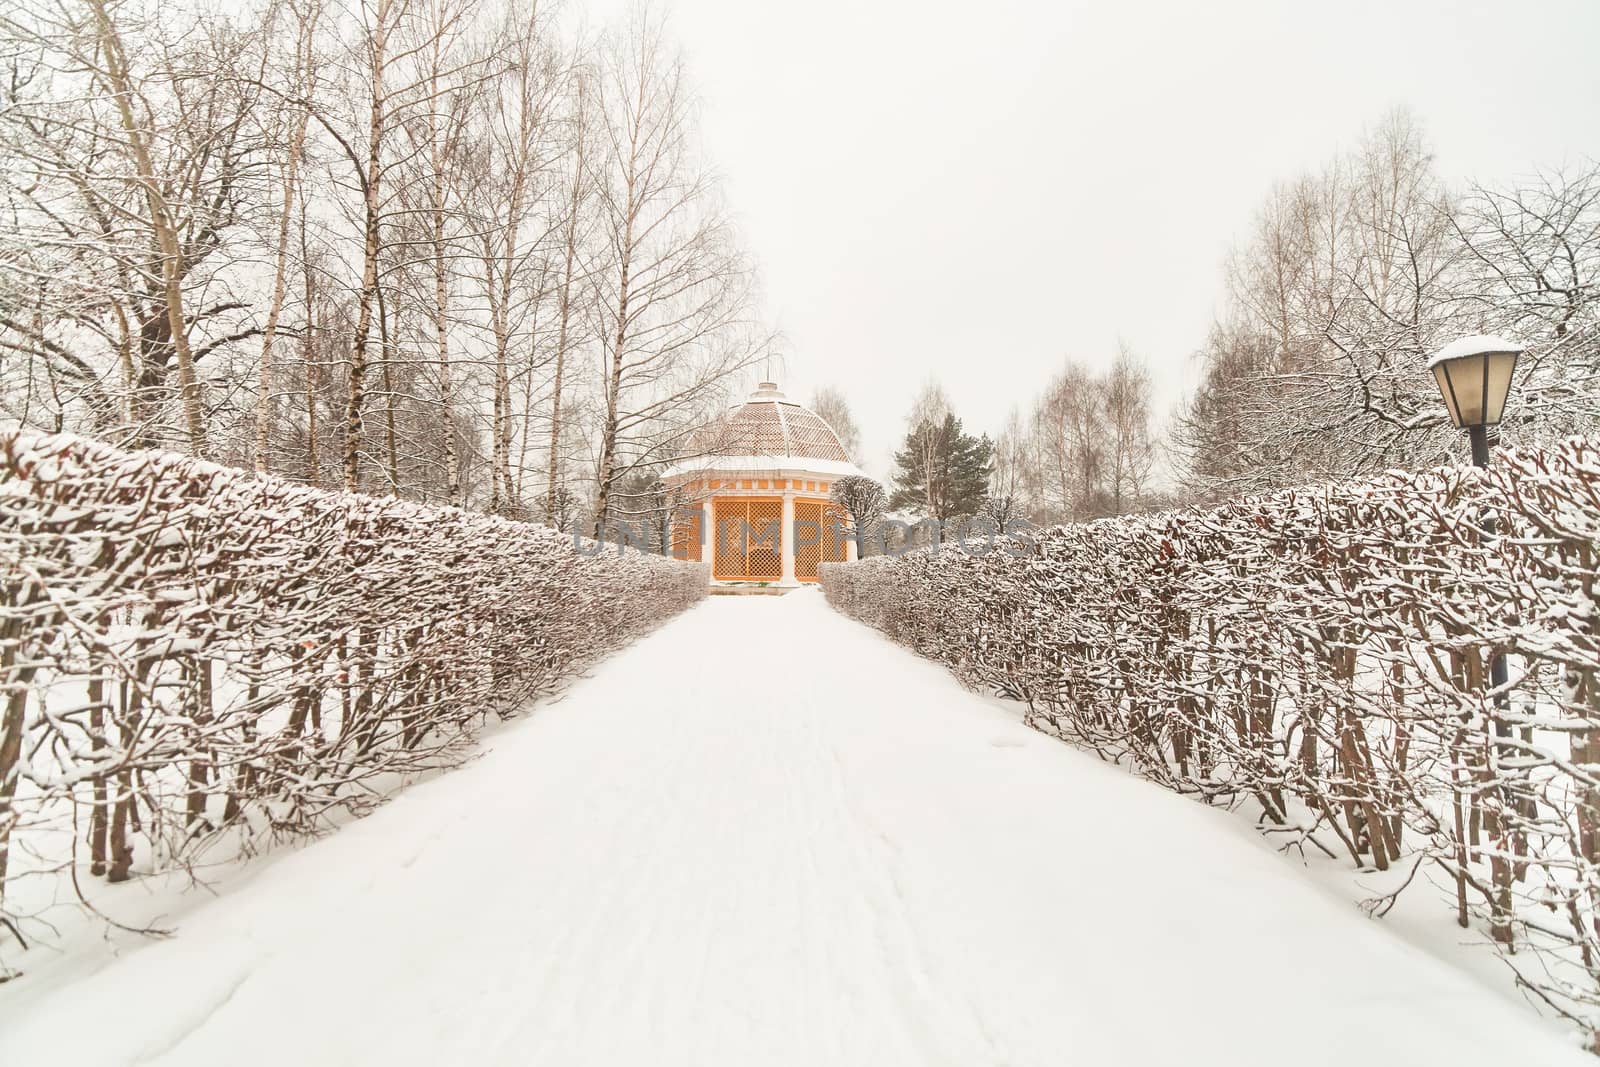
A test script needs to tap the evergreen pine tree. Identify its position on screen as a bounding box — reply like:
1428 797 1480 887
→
888 412 993 521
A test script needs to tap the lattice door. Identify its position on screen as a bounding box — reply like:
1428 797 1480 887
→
794 500 847 581
713 499 745 577
669 508 703 562
713 498 782 580
746 498 781 578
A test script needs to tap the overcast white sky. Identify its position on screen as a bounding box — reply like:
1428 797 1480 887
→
586 0 1600 477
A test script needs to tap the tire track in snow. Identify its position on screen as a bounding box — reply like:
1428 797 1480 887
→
803 681 1006 1066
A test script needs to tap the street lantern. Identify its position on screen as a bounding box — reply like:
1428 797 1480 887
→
1428 335 1522 466
1429 334 1524 757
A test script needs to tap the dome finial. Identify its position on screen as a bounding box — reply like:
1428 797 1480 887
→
751 380 785 400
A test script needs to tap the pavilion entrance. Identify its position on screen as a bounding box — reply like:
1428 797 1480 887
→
661 382 864 587
713 498 782 581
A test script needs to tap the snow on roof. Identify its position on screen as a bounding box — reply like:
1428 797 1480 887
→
1427 335 1523 369
662 454 867 480
662 382 864 481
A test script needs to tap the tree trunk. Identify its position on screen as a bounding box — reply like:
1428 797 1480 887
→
255 109 310 474
299 198 320 487
593 237 631 532
547 144 584 520
427 68 460 508
89 0 207 456
344 1 390 492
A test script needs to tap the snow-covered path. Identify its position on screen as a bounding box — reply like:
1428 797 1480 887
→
1 591 1585 1066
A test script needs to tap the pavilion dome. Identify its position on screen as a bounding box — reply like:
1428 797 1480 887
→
663 382 865 479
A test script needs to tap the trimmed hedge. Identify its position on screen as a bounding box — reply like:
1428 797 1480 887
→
0 430 704 965
824 437 1600 1037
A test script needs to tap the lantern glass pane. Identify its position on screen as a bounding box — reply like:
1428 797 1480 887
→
1450 354 1488 425
1482 351 1518 424
1432 364 1462 427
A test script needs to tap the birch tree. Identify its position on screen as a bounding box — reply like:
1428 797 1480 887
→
1101 344 1154 513
587 11 763 529
0 0 773 517
810 385 863 460
460 3 568 516
331 0 410 492
394 0 484 506
254 0 324 474
1031 361 1103 521
0 0 268 452
1175 113 1600 497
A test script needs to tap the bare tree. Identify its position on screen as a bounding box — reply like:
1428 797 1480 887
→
1170 320 1279 500
254 0 324 474
1451 164 1600 435
85 0 206 454
0 0 773 519
0 0 269 452
457 4 567 517
898 380 951 516
395 0 486 507
810 384 862 460
588 10 764 529
1174 110 1537 495
1101 343 1154 513
543 62 594 520
1031 360 1103 521
830 474 885 556
984 406 1030 528
337 0 402 490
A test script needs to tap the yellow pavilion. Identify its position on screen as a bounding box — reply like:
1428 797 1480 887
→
664 382 864 586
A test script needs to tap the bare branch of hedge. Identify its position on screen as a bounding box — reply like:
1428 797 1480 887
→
823 437 1600 1038
0 429 704 971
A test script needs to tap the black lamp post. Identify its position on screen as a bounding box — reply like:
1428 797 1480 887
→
1428 334 1523 739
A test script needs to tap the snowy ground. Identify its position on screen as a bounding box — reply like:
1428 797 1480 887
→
0 590 1587 1066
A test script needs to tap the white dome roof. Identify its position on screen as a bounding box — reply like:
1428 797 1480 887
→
663 382 865 480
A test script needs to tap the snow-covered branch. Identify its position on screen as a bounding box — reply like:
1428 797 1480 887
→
824 436 1600 1039
0 428 704 973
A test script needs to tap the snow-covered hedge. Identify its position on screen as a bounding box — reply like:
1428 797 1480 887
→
0 430 704 967
823 438 1600 1036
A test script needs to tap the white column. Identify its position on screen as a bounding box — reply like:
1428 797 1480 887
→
780 491 797 586
701 499 716 583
